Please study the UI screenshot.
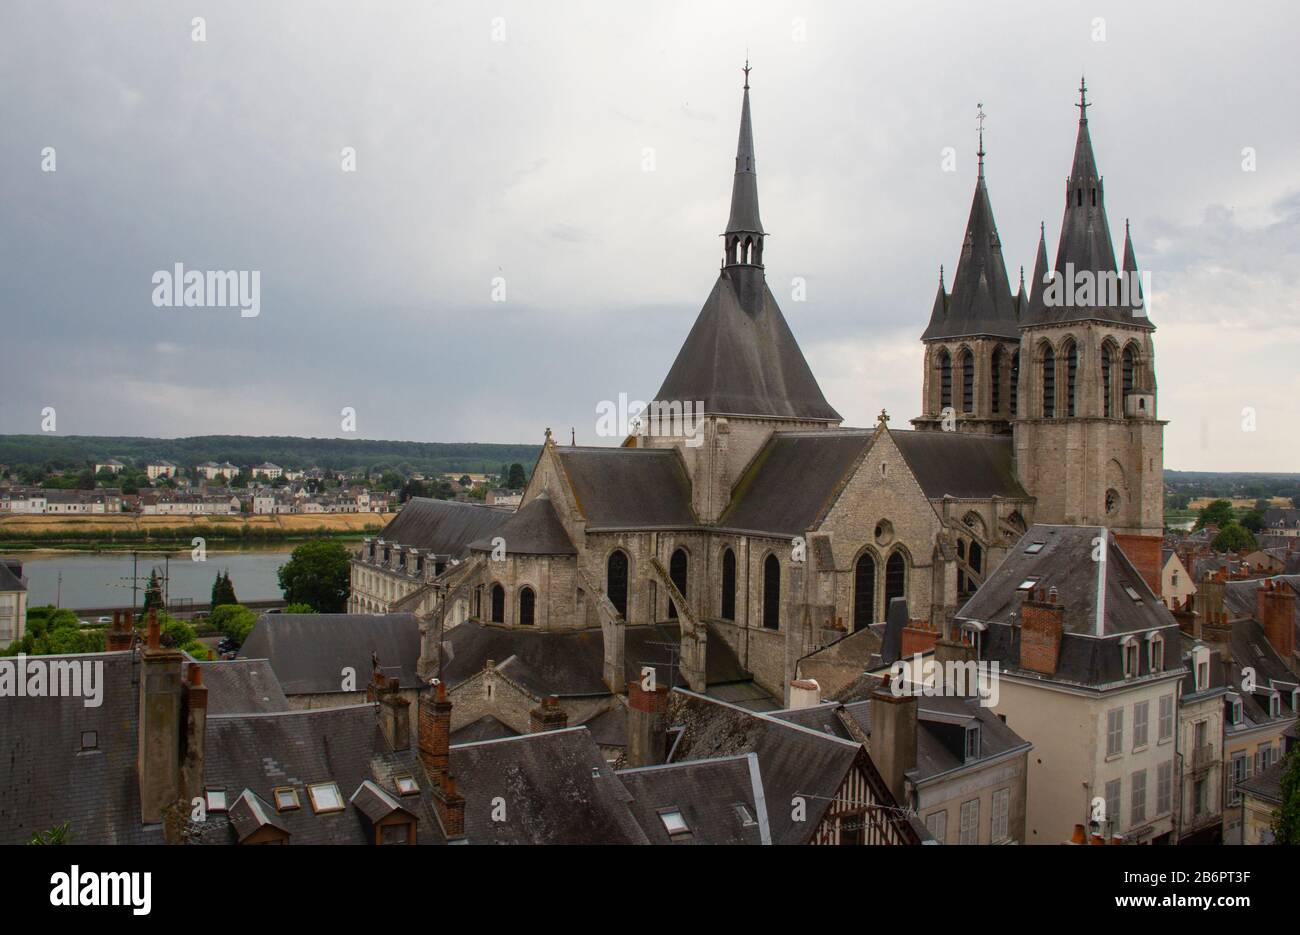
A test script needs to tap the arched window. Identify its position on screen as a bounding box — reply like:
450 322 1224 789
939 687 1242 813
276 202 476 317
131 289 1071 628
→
938 349 952 411
853 552 876 631
961 350 974 413
762 555 781 630
1064 340 1078 417
518 587 535 627
1101 344 1114 417
1041 345 1056 418
607 550 629 619
1010 350 1020 416
490 583 505 624
885 551 907 610
991 347 1003 415
1122 344 1135 398
668 548 688 619
969 541 983 576
475 584 483 619
721 548 736 621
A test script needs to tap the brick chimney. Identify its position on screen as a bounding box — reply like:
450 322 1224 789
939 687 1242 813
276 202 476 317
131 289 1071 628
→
1257 579 1297 673
417 679 465 840
901 617 940 657
626 680 668 768
370 670 410 751
1019 587 1064 676
138 608 184 824
529 694 568 733
1170 595 1200 640
178 664 207 810
107 610 134 652
1115 534 1163 596
869 679 917 805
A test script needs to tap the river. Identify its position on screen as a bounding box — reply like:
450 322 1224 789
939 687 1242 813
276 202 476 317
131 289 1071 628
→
10 548 296 610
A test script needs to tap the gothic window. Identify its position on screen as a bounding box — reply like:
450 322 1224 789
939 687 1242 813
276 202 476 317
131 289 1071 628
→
1102 345 1113 417
1041 346 1056 418
490 583 505 624
668 548 688 619
1122 344 1135 398
762 555 781 630
969 541 983 576
1106 488 1121 515
475 584 483 619
991 347 1002 415
853 552 876 631
1009 351 1019 416
1065 340 1078 417
518 587 535 627
885 551 907 611
961 350 974 413
607 550 629 618
939 349 952 411
721 548 736 620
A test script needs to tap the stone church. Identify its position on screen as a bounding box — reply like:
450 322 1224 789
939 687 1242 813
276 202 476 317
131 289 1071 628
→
350 72 1165 730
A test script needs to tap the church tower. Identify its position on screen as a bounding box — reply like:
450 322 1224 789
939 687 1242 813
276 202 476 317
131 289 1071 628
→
645 64 841 522
1013 80 1165 573
915 105 1022 435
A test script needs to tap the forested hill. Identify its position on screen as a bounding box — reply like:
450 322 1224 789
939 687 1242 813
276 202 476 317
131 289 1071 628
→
0 435 540 475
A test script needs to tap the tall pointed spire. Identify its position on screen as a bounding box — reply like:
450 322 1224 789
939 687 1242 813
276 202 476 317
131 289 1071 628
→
1028 220 1050 308
724 59 765 266
1054 75 1115 277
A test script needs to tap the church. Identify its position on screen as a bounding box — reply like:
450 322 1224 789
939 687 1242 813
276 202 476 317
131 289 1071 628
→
349 69 1165 730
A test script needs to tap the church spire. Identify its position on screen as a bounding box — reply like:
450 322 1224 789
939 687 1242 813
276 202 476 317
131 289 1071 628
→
1054 75 1116 277
724 59 765 267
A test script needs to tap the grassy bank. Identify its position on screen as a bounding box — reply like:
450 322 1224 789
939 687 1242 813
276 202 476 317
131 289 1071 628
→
0 512 386 550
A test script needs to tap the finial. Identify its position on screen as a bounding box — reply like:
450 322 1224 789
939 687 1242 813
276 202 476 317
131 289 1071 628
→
1076 75 1090 121
878 408 890 425
544 426 552 443
1040 220 1045 237
976 102 986 178
1125 217 1130 237
939 264 944 287
743 56 751 90
1019 265 1025 288
570 427 576 445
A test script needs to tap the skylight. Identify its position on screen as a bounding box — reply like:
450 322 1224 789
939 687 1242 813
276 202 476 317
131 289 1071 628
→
308 782 344 814
395 775 419 796
205 788 228 813
1124 586 1143 602
274 787 300 811
734 803 756 827
1024 542 1045 554
659 809 689 835
1017 578 1039 591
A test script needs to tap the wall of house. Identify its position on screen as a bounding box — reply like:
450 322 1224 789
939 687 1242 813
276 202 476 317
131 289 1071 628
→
914 750 1029 844
1178 692 1223 839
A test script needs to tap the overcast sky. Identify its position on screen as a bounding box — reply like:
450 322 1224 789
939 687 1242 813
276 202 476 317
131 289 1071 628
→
2 1 1298 471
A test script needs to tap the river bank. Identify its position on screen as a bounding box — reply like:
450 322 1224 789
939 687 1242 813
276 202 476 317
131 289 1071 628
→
0 512 385 550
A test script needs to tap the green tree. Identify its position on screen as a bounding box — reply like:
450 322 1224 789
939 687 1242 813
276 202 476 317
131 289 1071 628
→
507 463 526 489
1273 745 1300 845
458 474 472 487
1195 498 1236 530
208 604 258 645
282 602 317 614
1211 522 1256 553
2 607 105 657
1240 509 1265 533
277 540 350 613
211 570 238 609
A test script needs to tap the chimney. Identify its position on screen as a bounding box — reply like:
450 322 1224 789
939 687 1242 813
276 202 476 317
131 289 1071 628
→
869 680 917 805
1114 534 1162 596
371 672 410 751
1200 573 1227 621
435 773 466 838
626 680 669 768
1257 579 1297 672
788 678 822 710
107 610 134 652
418 679 452 786
529 694 568 733
138 608 184 824
901 617 940 657
1018 587 1064 676
179 664 207 808
1171 595 1200 640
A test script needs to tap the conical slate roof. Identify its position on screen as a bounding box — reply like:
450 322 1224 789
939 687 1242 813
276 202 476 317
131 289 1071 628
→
726 78 764 235
654 266 841 422
469 493 575 555
921 173 1019 340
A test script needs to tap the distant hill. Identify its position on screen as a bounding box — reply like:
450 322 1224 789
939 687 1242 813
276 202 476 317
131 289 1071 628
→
0 435 540 476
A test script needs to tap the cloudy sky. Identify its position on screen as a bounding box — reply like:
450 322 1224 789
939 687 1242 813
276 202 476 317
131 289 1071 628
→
2 0 1297 471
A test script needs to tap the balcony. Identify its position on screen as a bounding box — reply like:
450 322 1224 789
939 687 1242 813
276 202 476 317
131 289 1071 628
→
1191 744 1216 773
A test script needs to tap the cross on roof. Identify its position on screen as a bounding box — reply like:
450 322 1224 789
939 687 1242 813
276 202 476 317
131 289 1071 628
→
1076 76 1090 119
878 409 890 425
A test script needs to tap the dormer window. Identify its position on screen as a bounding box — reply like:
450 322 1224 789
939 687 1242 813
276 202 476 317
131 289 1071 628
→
1148 633 1164 671
1122 637 1140 678
964 724 982 761
1269 693 1281 719
1228 695 1243 726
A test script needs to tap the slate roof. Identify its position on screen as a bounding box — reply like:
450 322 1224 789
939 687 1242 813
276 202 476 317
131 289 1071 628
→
719 430 872 536
187 658 290 715
467 492 575 555
439 620 751 698
198 704 445 845
376 498 511 557
771 694 1030 786
652 266 841 423
1236 757 1287 805
617 753 770 844
450 728 649 844
956 525 1184 688
725 81 763 236
890 430 1029 500
666 689 868 845
921 172 1020 341
450 714 519 745
238 613 422 694
555 447 696 530
0 651 163 845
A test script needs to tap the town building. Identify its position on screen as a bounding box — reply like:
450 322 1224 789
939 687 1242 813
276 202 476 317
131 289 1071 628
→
0 558 27 649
